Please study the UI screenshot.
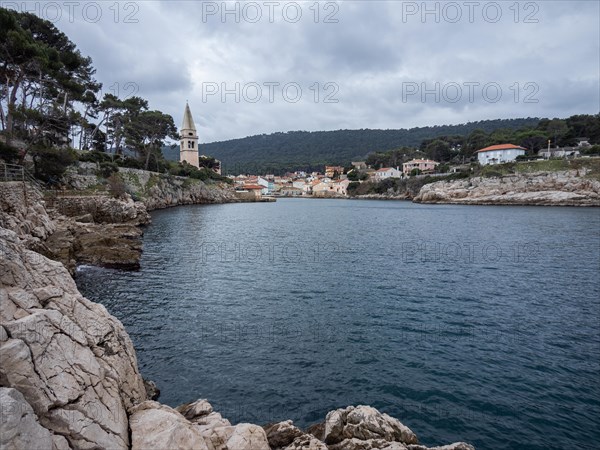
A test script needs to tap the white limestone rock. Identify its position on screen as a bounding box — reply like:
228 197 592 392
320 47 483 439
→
130 401 209 450
0 227 147 450
0 387 53 450
324 405 418 445
263 420 304 448
414 170 600 206
282 434 329 450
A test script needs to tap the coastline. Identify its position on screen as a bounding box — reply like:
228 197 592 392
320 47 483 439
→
0 178 476 450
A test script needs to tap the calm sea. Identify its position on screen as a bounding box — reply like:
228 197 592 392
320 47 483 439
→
76 199 600 449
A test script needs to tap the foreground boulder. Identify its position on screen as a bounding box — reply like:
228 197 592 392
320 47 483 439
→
324 406 418 445
130 401 209 450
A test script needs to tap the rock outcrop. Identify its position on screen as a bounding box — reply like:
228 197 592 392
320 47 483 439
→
119 168 238 210
0 227 147 449
414 170 600 206
0 387 53 450
0 182 56 250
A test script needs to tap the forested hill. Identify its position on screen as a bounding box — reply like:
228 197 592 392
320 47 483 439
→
194 118 540 174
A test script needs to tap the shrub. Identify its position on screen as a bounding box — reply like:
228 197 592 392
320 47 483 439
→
107 173 127 198
482 170 503 178
0 141 20 163
116 157 144 169
78 150 113 163
97 161 119 179
32 146 77 184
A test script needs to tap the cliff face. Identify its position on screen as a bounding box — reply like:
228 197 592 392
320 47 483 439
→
116 168 238 210
414 170 600 206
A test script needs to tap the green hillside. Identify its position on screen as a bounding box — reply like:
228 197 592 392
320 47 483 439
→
197 118 541 174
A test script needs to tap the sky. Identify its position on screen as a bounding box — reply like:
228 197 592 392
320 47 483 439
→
6 0 600 143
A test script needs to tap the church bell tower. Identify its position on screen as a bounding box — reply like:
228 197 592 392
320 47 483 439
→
180 102 199 168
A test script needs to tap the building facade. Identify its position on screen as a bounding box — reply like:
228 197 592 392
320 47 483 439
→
402 159 439 175
476 144 526 165
374 167 402 179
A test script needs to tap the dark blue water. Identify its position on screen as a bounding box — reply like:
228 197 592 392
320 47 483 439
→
76 199 600 449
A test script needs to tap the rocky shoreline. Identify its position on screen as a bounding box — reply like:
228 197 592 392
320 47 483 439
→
0 175 476 449
413 170 600 206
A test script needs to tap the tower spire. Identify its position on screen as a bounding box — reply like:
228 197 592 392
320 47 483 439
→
180 102 199 168
182 102 196 132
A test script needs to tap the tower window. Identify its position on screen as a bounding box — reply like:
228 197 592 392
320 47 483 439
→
189 132 193 136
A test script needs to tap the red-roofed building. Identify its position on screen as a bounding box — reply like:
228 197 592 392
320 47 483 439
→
476 144 526 165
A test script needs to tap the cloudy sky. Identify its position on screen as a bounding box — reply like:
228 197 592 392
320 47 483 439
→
13 0 600 142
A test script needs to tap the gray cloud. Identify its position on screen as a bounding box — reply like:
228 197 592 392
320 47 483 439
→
15 0 599 142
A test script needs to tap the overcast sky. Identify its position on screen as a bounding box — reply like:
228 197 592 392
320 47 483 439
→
12 0 600 142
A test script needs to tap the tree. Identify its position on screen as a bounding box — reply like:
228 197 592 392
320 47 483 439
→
514 129 548 153
125 110 178 170
544 119 569 147
464 129 488 157
424 139 452 162
0 8 100 151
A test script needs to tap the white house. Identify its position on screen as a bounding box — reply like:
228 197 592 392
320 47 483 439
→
477 144 526 165
257 177 273 195
374 167 402 179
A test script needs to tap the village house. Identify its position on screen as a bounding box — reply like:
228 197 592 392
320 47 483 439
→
312 181 336 197
538 147 581 159
402 159 439 175
235 184 263 200
374 167 402 179
325 166 344 178
257 177 274 195
333 179 351 196
351 161 367 170
476 144 526 165
280 186 303 196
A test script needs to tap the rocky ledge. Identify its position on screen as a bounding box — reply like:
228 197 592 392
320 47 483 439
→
0 182 150 273
413 170 600 206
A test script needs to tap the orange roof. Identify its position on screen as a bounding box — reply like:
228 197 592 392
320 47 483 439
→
376 167 393 172
476 144 526 153
241 184 263 190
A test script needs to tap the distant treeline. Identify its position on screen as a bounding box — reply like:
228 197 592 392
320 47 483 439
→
198 115 599 174
199 118 542 174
